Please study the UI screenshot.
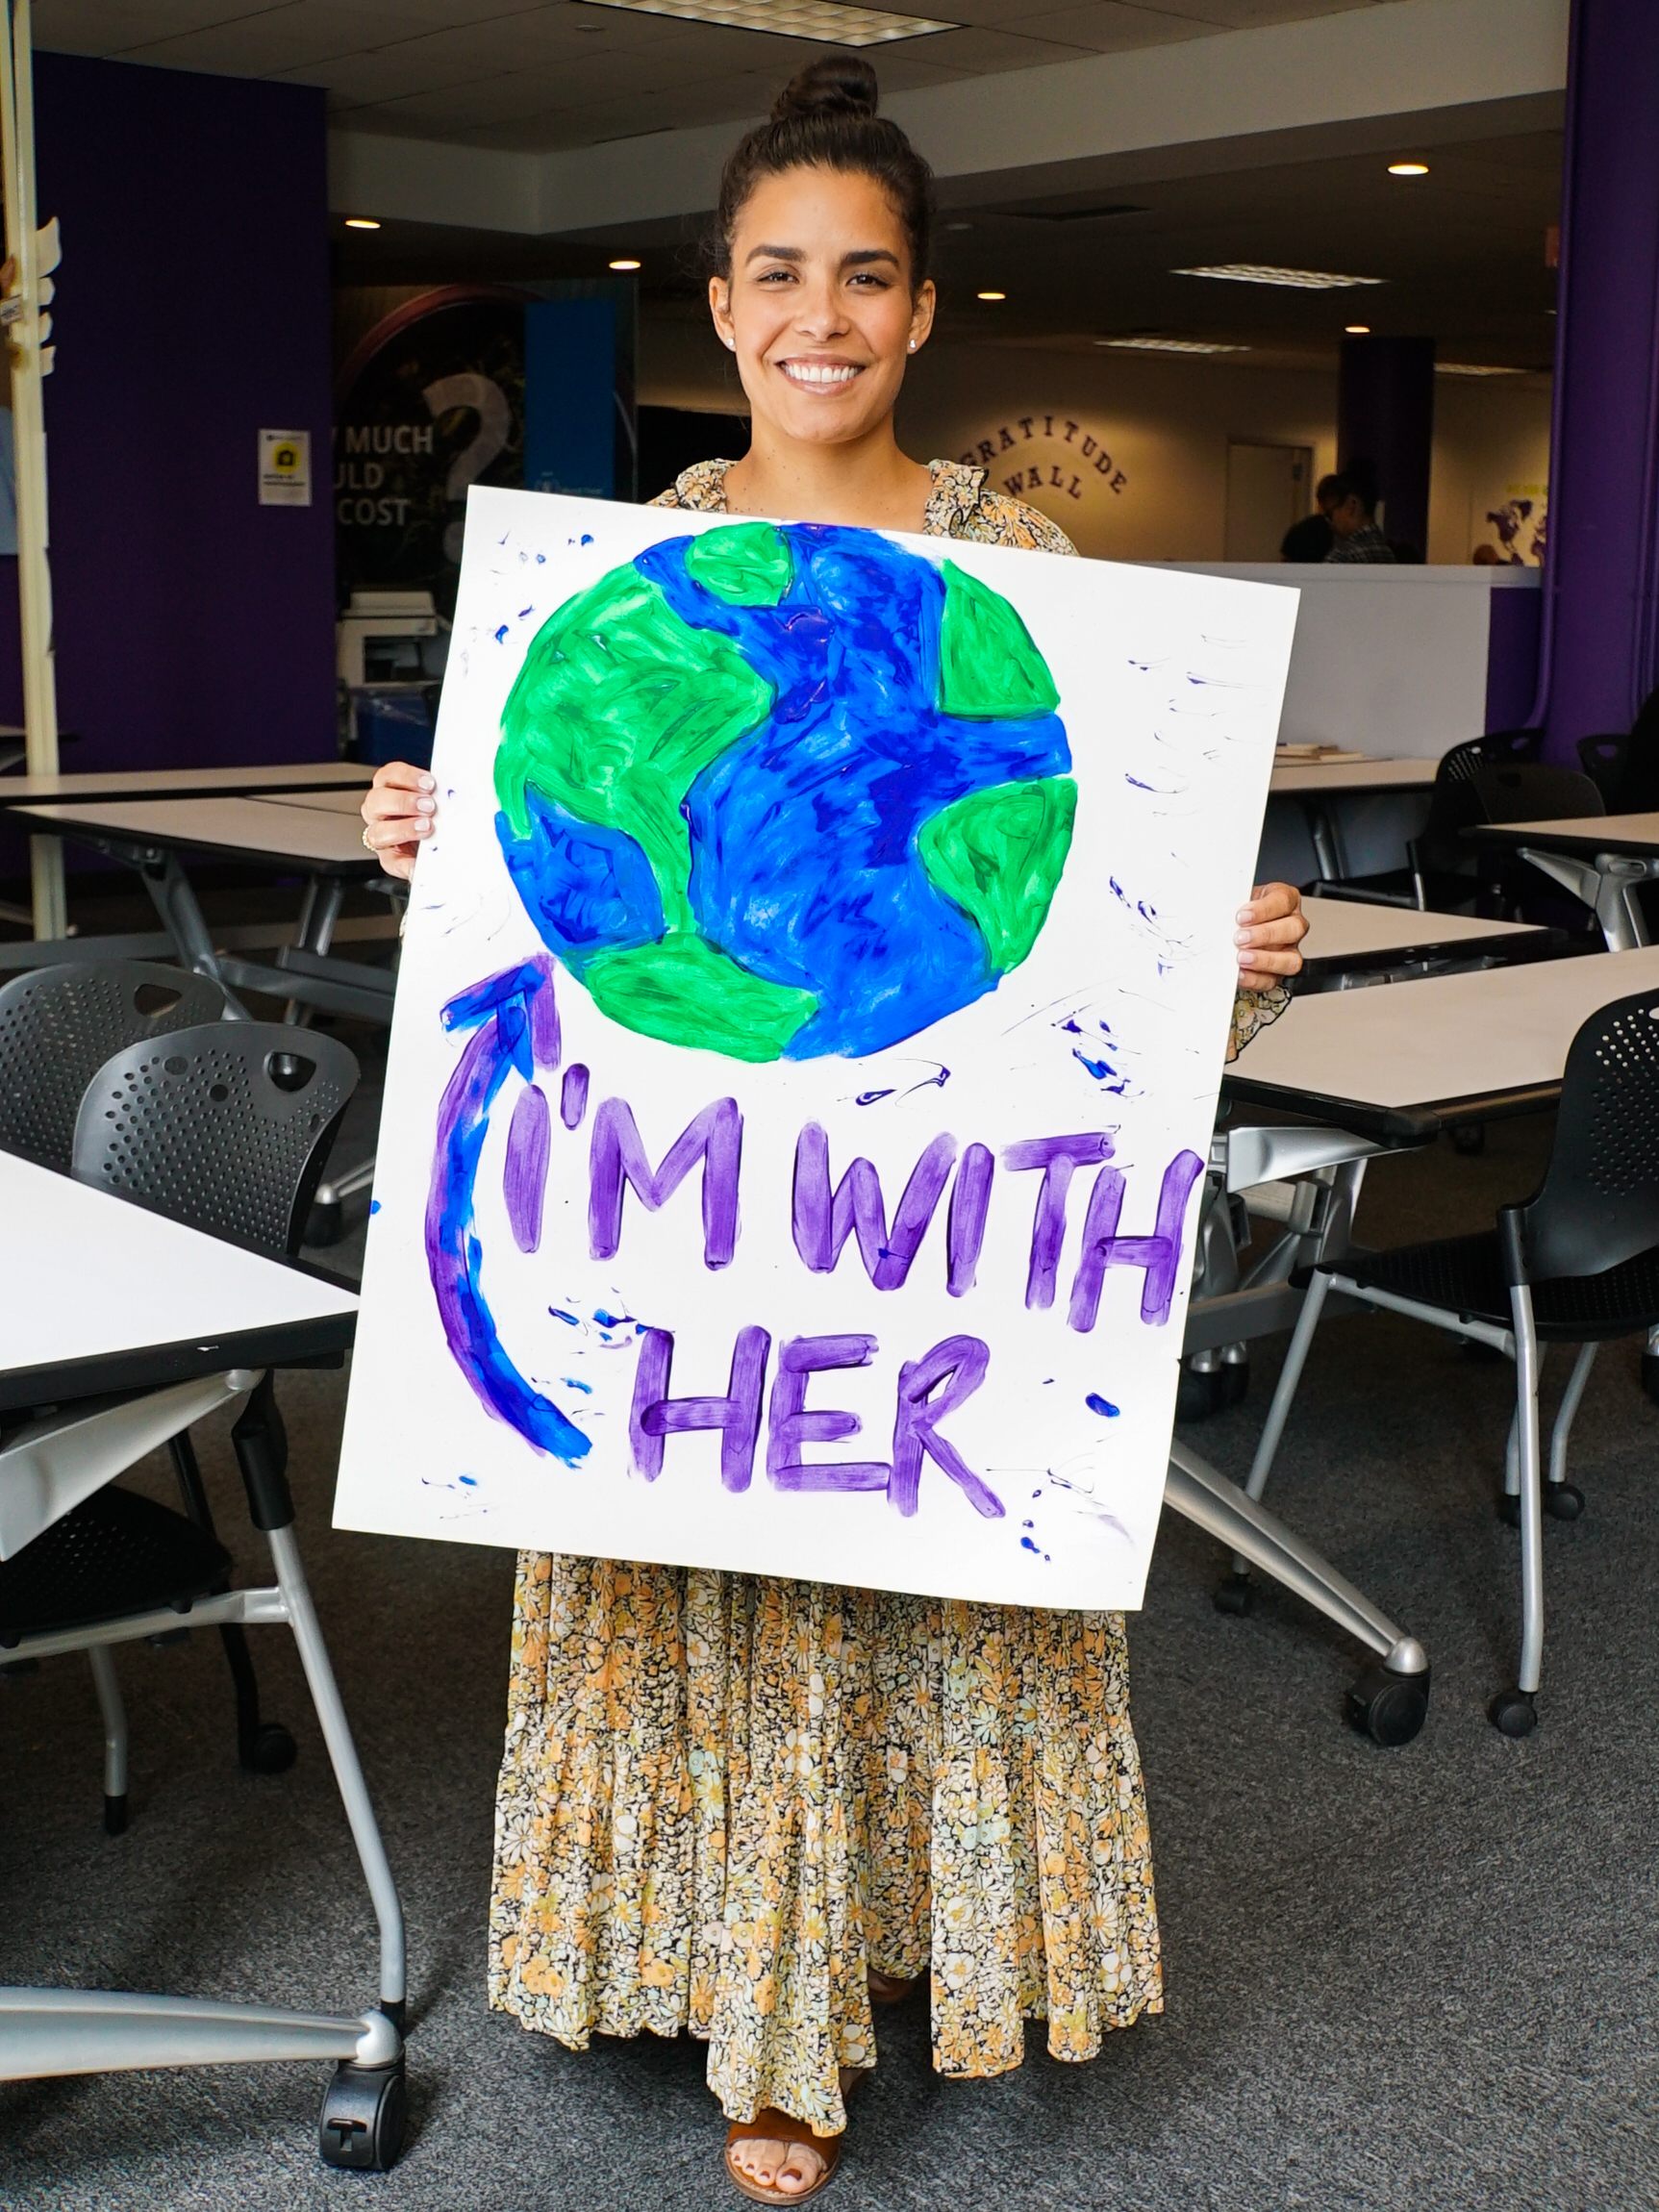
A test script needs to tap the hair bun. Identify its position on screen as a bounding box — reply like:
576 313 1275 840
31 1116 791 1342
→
771 55 879 122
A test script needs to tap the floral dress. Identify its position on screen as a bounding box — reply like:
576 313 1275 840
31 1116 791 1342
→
489 458 1289 2137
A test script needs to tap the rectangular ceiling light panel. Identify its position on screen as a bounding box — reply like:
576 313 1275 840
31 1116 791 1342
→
576 0 958 42
1173 264 1386 289
1436 362 1524 376
1101 338 1248 354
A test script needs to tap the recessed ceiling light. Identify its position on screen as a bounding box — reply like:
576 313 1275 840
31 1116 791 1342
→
945 221 974 232
1345 323 1370 335
1174 264 1385 290
1388 161 1429 177
976 289 1006 301
1099 337 1248 354
1436 362 1525 377
574 0 956 42
609 258 641 270
344 217 381 231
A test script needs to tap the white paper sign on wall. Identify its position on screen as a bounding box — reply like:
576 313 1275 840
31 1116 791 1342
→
259 428 312 507
334 488 1296 1611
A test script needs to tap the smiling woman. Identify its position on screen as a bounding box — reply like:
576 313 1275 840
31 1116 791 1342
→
362 49 1308 2212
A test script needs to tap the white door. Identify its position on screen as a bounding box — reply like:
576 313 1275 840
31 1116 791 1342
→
1224 441 1313 562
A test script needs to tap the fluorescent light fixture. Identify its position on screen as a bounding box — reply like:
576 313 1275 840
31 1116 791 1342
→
1436 362 1524 376
1099 337 1247 355
1345 323 1370 334
609 258 641 270
1174 264 1385 290
976 289 1006 301
344 216 381 230
575 0 956 43
1388 161 1429 176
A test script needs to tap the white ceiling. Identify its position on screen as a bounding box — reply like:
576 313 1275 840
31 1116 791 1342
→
37 0 1396 152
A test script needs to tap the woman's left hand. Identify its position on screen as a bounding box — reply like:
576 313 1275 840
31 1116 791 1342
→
1235 882 1308 993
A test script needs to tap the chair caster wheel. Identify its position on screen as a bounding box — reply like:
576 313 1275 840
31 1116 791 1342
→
1450 1122 1486 1156
103 1792 129 1837
305 1197 345 1247
1544 1482 1584 1521
241 1720 298 1774
1488 1688 1537 1737
319 2057 407 2172
1175 1362 1222 1422
1345 1663 1428 1747
1218 1357 1249 1408
1213 1571 1254 1616
1496 1493 1521 1527
1643 1350 1659 1406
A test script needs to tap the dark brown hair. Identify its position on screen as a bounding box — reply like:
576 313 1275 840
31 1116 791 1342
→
707 56 935 291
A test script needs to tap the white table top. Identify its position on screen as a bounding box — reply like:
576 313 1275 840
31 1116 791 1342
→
1269 756 1439 797
1229 943 1659 1118
1469 810 1659 860
0 762 371 807
1299 899 1540 963
1 1154 357 1382
13 795 378 871
262 788 375 817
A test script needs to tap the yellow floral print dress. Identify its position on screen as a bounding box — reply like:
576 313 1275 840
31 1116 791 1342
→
488 458 1290 2137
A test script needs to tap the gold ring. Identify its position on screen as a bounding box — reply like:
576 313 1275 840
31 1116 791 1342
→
361 826 375 851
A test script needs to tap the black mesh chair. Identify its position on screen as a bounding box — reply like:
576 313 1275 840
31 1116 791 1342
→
0 1023 357 1830
0 961 226 1169
1306 732 1546 912
1576 684 1659 813
1235 989 1659 1737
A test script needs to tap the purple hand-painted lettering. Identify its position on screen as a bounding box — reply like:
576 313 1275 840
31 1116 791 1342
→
792 1124 957 1290
630 1324 771 1490
1068 1148 1205 1330
589 1095 742 1268
1002 1133 1115 1309
767 1334 890 1492
504 1083 551 1254
889 1336 1000 1519
945 1142 993 1296
561 1064 589 1129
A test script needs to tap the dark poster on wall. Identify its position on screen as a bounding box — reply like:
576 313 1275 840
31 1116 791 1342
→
334 282 637 618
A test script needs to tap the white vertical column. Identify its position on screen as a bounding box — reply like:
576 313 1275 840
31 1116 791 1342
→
0 0 63 939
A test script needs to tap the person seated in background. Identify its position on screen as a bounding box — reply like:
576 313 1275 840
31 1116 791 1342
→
1323 465 1395 564
1280 510 1333 562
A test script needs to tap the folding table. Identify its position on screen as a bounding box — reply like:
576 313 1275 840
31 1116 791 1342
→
1295 897 1570 991
1192 945 1659 1643
0 1153 406 2169
1466 810 1659 951
1269 755 1437 883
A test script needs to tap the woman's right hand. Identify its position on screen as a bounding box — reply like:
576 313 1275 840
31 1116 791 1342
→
360 760 436 881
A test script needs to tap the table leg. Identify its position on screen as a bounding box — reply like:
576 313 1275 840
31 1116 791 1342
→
138 849 249 1017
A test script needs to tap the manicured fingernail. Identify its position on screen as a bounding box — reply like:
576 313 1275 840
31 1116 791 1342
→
419 774 436 790
417 818 433 834
1234 928 1252 944
416 796 436 813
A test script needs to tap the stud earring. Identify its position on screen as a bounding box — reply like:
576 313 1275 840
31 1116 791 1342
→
908 339 917 350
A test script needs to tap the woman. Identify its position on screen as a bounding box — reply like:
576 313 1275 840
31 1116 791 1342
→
363 56 1307 2205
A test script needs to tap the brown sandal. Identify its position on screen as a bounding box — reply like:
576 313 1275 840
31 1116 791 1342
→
724 2111 842 2204
867 1969 919 2007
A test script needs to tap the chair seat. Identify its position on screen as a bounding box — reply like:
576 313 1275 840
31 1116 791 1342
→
1328 1231 1659 1342
0 1485 231 1646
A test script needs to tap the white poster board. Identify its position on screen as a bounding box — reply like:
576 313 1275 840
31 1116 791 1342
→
335 487 1296 1610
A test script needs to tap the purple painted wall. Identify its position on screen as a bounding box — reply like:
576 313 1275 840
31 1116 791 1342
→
0 52 334 794
1486 584 1544 732
1336 335 1436 560
1535 0 1659 756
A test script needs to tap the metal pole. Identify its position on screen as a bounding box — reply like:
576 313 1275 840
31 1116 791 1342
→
0 0 64 937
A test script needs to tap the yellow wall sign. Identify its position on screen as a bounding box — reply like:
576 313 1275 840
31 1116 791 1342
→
259 427 313 508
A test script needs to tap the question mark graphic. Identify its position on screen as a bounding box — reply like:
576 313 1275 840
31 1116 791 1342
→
423 372 512 565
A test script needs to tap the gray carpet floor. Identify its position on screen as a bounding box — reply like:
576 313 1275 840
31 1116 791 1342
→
3 1108 1657 2211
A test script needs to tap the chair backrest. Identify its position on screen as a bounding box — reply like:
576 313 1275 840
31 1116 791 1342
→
0 960 227 1170
1470 764 1605 825
1436 730 1544 791
1576 734 1629 806
1519 991 1659 1280
1618 685 1659 812
71 1022 359 1256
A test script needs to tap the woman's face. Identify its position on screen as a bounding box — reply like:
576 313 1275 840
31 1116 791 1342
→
711 164 935 448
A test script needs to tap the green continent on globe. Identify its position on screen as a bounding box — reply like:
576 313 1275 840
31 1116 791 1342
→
918 775 1078 971
584 935 818 1063
495 559 773 933
936 560 1062 721
684 521 792 607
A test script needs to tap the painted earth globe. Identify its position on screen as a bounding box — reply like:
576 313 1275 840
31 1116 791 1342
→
494 519 1075 1062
